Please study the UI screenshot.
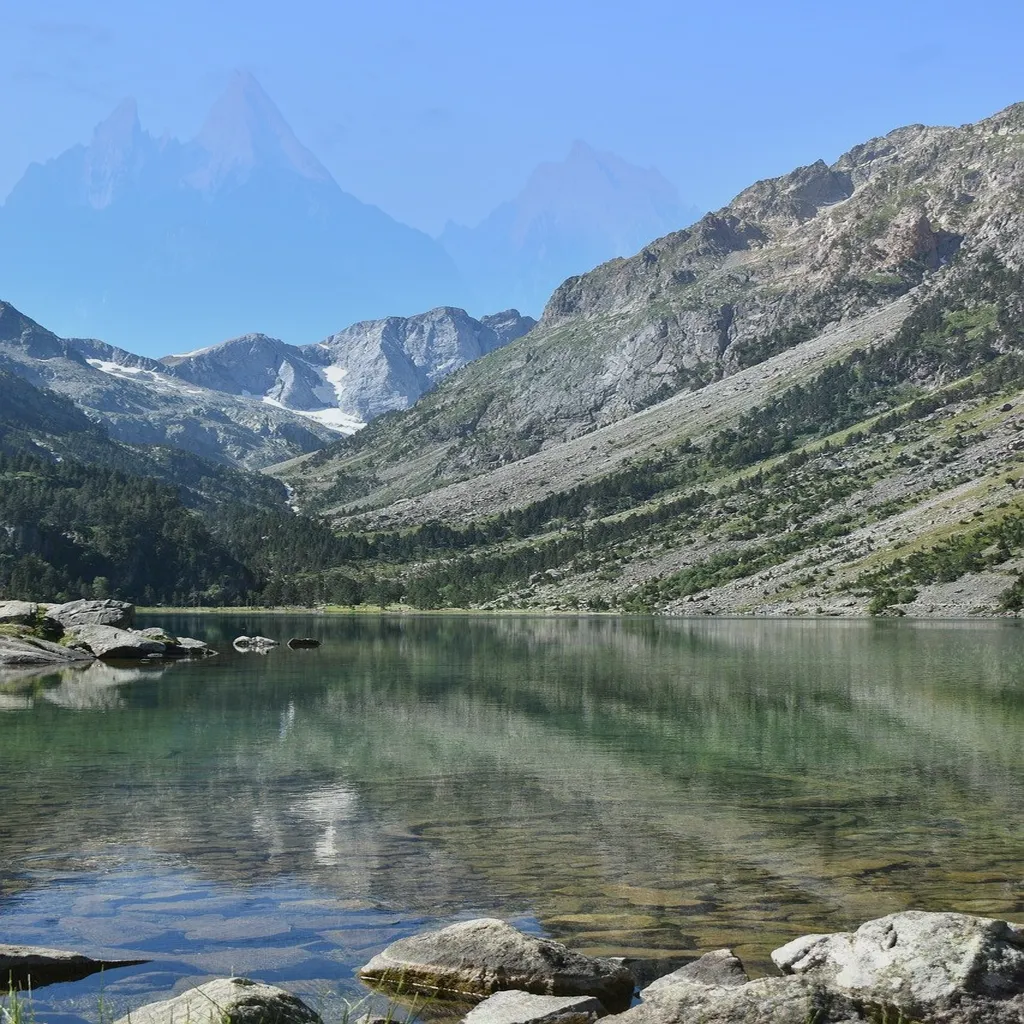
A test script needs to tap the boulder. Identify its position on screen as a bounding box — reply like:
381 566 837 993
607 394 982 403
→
113 978 322 1024
65 624 166 660
233 635 279 651
464 991 606 1024
772 910 1024 1019
0 634 93 668
287 637 322 649
0 943 147 989
51 599 135 630
0 601 41 625
358 918 635 1011
168 635 217 658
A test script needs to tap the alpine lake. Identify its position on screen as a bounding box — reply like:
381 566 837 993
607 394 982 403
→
1 614 1022 1024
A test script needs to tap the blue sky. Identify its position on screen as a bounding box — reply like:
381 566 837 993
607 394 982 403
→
4 0 1024 234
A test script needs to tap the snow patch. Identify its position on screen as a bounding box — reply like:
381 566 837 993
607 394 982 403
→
86 359 208 396
261 395 363 434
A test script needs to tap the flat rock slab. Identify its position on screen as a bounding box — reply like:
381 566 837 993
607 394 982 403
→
0 943 148 989
464 990 606 1024
359 918 635 1011
0 635 94 668
65 624 166 660
52 599 135 630
0 601 41 625
113 977 322 1024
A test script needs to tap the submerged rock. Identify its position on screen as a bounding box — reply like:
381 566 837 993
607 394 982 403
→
287 637 321 649
359 918 635 1011
113 978 322 1024
0 943 148 989
51 599 135 630
464 991 606 1024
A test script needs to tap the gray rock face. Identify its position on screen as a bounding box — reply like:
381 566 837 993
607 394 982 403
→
0 635 93 668
50 599 135 629
0 600 41 625
113 978 321 1024
463 991 606 1024
772 911 1024 1015
0 943 147 989
66 624 166 659
161 307 536 431
358 918 635 1011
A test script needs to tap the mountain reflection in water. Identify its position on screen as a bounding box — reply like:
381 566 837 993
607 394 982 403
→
1 615 1022 1023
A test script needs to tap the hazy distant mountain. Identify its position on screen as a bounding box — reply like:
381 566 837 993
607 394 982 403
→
439 141 701 316
0 72 460 354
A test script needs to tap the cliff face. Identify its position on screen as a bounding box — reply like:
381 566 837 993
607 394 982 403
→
283 103 1024 511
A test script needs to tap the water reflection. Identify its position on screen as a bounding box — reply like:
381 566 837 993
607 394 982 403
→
0 615 1022 1019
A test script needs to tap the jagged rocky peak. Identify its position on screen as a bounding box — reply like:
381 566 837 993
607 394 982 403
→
189 70 333 191
85 98 150 209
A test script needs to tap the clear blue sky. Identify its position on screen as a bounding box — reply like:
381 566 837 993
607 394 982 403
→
4 0 1024 234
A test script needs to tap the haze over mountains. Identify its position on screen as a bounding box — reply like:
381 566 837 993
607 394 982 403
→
0 71 692 354
441 142 700 316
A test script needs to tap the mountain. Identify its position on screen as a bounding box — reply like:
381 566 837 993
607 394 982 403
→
269 101 1024 616
0 303 339 468
439 141 700 317
160 306 536 427
0 72 460 353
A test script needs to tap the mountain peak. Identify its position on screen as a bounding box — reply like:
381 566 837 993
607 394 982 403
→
85 97 149 209
189 70 333 191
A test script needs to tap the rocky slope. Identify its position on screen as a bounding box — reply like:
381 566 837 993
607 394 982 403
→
0 72 459 352
269 101 1024 616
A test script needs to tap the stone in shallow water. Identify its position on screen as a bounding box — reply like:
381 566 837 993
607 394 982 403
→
0 943 149 990
112 977 321 1024
358 918 635 1012
463 990 606 1024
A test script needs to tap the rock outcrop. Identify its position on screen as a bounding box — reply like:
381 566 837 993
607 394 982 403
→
51 599 135 630
0 943 147 989
112 978 321 1024
359 918 635 1011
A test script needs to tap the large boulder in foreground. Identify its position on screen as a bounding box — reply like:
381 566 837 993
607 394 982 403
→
65 624 165 659
772 910 1024 1019
359 918 636 1011
464 991 606 1024
605 912 1024 1024
0 943 147 989
51 599 135 630
113 978 321 1024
